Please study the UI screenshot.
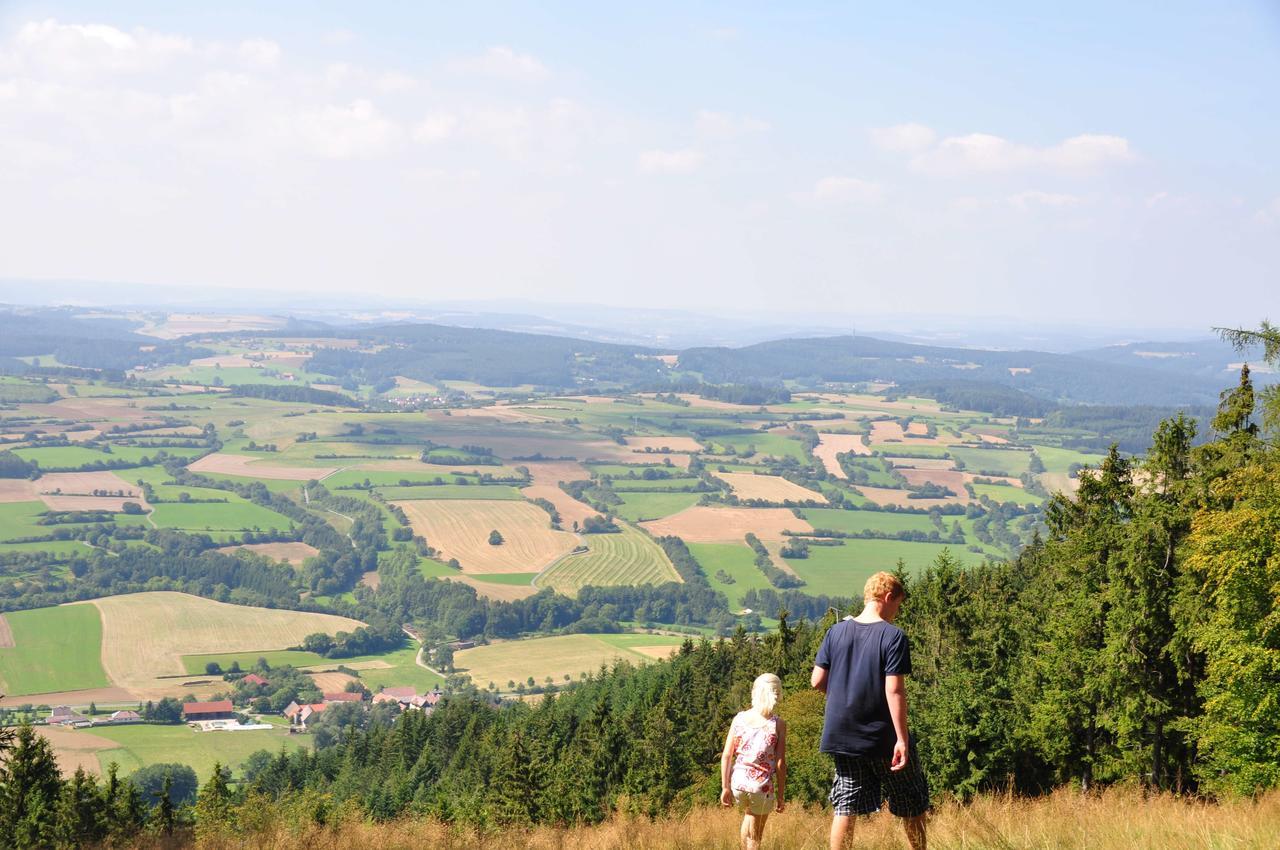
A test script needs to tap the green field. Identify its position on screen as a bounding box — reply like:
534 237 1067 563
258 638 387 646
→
88 723 311 780
321 470 471 489
609 478 703 491
537 523 679 594
972 483 1045 506
374 485 523 500
0 502 49 542
779 539 992 598
706 432 809 462
796 508 939 535
0 539 91 557
180 644 442 692
613 491 702 522
949 448 1032 476
149 499 294 531
467 572 536 586
689 542 773 608
195 473 304 493
1030 445 1107 474
0 605 109 695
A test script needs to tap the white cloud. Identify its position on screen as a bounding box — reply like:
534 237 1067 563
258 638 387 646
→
449 46 548 80
1008 190 1083 210
8 18 193 75
1254 197 1280 226
870 122 936 153
638 148 704 174
695 109 769 139
412 112 458 143
292 99 402 159
907 131 1133 176
237 38 280 68
802 176 883 205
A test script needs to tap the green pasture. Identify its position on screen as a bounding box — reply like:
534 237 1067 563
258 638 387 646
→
705 432 809 462
871 444 952 458
149 499 293 531
1029 445 1106 474
0 539 91 557
0 604 109 695
321 469 471 489
467 572 536 586
612 491 701 522
689 542 773 608
972 483 1045 506
195 473 303 493
609 478 704 491
780 540 991 598
948 447 1032 476
89 723 311 780
0 502 49 542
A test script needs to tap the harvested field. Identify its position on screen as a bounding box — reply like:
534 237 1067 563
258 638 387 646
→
309 671 358 692
813 433 871 477
454 634 682 689
0 479 38 502
898 468 969 494
626 435 703 453
640 506 811 543
36 471 145 499
520 461 600 526
450 574 540 601
964 472 1022 487
37 725 116 776
976 432 1010 444
219 542 319 564
0 614 12 648
629 644 681 660
394 499 579 574
1042 472 1081 494
0 685 137 709
855 485 965 508
188 452 337 481
39 494 150 512
536 523 679 595
711 472 827 504
86 592 364 696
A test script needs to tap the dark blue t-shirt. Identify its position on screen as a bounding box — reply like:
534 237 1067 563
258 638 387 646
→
815 618 912 757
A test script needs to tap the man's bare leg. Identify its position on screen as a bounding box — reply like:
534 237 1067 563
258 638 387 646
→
903 814 926 850
829 814 853 849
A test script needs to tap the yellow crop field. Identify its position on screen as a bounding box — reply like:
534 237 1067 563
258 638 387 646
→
711 472 827 503
85 592 364 697
536 522 680 595
455 633 684 689
395 499 579 573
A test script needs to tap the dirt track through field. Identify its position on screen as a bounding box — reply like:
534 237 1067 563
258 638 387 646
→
0 614 13 649
813 433 871 477
395 499 579 573
640 506 811 542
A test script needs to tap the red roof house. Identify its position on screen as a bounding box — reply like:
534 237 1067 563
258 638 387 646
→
241 673 270 687
323 691 363 703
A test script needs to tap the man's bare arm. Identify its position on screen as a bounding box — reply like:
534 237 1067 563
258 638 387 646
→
885 674 910 770
811 665 828 693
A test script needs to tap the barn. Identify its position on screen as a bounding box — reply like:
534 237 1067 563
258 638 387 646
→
182 699 234 722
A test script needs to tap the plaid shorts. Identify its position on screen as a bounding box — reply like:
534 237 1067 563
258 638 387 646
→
828 741 930 818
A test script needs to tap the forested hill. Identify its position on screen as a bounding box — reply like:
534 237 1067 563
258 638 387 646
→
678 335 1226 406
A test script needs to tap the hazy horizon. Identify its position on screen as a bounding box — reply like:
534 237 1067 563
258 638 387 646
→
1 2 1277 326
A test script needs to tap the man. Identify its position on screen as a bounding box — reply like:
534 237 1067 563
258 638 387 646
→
812 571 929 850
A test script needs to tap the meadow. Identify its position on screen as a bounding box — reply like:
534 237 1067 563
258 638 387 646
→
88 722 311 779
454 632 684 689
689 542 773 608
149 499 294 531
794 507 940 535
612 491 702 522
779 540 990 598
0 605 109 695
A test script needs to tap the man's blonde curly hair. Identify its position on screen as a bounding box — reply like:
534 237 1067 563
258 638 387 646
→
863 571 904 602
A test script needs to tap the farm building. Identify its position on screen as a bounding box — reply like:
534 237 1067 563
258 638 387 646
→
48 705 89 726
108 710 141 723
182 700 234 721
322 691 363 704
284 701 327 729
241 673 270 687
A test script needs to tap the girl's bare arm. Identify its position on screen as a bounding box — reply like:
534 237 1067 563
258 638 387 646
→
720 720 738 804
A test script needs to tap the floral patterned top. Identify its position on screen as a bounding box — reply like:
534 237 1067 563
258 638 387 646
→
730 712 779 795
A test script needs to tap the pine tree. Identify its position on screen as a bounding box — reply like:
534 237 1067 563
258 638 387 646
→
52 767 106 848
0 724 64 846
194 762 234 843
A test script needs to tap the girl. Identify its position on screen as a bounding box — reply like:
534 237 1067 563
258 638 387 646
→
721 673 787 850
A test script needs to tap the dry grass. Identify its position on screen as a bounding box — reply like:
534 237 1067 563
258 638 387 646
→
0 479 38 503
0 614 12 649
188 453 337 481
897 469 969 493
454 634 673 687
641 507 812 543
448 575 541 602
219 542 320 564
394 499 579 574
184 789 1280 850
36 725 116 775
0 685 137 708
85 592 363 697
520 461 600 526
711 473 828 504
813 434 870 478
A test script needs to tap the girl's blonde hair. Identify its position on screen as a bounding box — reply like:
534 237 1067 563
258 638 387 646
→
751 673 782 718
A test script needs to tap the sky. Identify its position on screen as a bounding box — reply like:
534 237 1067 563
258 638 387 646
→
0 1 1277 328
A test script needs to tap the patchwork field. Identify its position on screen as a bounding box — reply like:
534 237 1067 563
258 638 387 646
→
86 592 364 697
149 499 293 531
641 506 812 542
536 523 679 595
395 499 578 573
0 604 110 695
712 472 827 504
813 433 871 477
854 485 965 508
188 452 337 480
454 633 685 689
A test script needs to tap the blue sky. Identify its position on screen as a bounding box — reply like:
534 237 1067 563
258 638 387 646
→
1 1 1276 327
